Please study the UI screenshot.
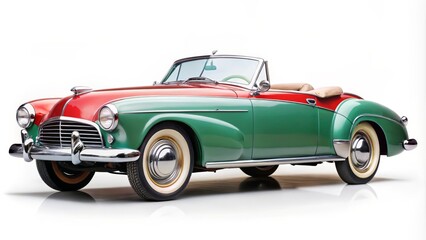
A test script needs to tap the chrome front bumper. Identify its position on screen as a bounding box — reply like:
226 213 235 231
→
9 129 140 165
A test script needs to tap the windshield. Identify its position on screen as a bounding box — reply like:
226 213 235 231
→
161 57 260 86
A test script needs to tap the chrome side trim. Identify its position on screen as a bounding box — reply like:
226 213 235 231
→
403 139 417 151
333 140 350 158
205 155 345 169
123 109 249 114
249 97 340 113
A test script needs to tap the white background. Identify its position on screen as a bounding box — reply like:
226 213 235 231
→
0 0 425 239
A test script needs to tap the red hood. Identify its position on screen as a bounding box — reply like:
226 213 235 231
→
45 84 240 123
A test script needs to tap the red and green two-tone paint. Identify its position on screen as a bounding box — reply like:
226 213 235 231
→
10 54 417 201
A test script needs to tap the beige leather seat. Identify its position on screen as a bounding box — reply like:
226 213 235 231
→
271 83 314 92
307 86 343 98
270 82 343 98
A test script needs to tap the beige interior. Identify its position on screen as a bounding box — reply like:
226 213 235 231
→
307 86 343 98
270 83 343 98
271 83 314 92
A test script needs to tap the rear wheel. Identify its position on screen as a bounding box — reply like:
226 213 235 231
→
240 165 279 177
335 122 380 184
127 123 194 201
36 161 94 191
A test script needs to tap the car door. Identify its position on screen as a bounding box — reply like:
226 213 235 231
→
251 91 319 159
250 63 318 159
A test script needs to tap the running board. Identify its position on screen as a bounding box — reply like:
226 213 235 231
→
205 155 345 169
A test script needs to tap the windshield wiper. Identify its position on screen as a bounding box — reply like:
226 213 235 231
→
183 77 218 84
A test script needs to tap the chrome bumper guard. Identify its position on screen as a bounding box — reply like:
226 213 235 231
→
9 129 140 165
403 138 417 151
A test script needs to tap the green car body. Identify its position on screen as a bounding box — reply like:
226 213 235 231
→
104 95 409 168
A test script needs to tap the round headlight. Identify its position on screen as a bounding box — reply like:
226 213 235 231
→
16 103 35 128
99 104 118 131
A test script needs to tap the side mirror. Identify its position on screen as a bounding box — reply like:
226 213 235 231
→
153 81 157 85
258 80 270 92
250 80 270 96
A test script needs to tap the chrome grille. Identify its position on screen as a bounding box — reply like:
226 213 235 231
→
39 118 103 148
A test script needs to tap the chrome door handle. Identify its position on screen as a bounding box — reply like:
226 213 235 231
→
306 98 316 106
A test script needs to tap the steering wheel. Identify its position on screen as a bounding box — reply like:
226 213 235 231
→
221 75 251 84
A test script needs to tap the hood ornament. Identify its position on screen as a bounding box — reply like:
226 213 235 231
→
71 86 92 96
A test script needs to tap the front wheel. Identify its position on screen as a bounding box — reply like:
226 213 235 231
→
127 123 194 201
335 122 381 184
36 161 94 191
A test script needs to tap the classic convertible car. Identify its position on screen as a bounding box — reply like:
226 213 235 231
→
10 54 417 201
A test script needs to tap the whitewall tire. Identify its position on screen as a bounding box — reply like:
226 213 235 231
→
127 123 194 201
335 122 381 184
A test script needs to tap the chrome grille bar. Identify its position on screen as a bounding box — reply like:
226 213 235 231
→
39 117 103 148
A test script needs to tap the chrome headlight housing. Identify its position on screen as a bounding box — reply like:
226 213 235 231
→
16 103 35 128
99 104 118 131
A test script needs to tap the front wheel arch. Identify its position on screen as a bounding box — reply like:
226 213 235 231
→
141 120 202 167
137 114 246 164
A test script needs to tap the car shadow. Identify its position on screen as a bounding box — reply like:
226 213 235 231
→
6 173 403 217
8 173 398 203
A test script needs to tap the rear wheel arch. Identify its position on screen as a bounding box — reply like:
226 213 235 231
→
335 99 406 157
352 120 388 156
366 121 388 155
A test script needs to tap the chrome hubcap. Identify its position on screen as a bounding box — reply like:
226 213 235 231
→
148 139 181 185
350 133 371 170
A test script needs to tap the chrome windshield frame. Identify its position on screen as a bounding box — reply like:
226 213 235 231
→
160 55 266 89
